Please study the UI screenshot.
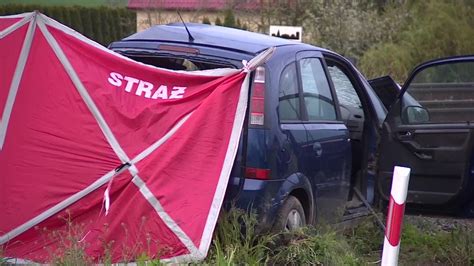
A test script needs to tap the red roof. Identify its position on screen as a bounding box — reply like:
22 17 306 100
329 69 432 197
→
128 0 262 10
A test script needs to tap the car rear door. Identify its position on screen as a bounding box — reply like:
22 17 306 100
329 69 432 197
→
294 51 351 220
377 56 474 209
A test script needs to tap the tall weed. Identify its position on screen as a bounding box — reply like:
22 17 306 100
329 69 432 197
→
271 227 360 266
400 223 474 265
206 208 275 264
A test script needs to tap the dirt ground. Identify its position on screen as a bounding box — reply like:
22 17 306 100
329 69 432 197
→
405 214 474 232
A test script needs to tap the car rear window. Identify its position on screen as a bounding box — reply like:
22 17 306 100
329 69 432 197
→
279 63 301 121
126 54 234 71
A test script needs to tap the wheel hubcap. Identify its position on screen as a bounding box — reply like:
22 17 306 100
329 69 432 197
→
285 209 303 231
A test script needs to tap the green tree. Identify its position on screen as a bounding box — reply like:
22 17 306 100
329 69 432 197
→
109 8 120 41
48 6 66 24
99 7 112 45
202 16 211 25
62 6 74 27
360 0 474 82
0 4 136 45
125 8 136 36
359 42 412 81
303 1 406 58
80 7 94 39
69 7 84 33
258 0 314 32
89 8 104 44
223 9 236 28
215 17 222 26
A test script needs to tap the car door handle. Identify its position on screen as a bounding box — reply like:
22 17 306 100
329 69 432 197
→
313 142 323 157
401 140 434 160
414 151 433 160
397 131 413 141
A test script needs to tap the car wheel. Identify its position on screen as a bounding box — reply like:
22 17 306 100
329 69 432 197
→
460 200 474 218
273 195 306 232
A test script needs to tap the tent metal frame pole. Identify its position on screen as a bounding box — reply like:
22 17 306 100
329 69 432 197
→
1 11 272 262
0 170 116 245
0 13 32 39
0 13 36 150
1 15 200 257
131 112 193 164
132 175 201 257
36 15 131 165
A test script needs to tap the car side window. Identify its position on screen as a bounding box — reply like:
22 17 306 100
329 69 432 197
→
279 63 301 121
298 58 336 121
403 61 474 124
327 64 362 109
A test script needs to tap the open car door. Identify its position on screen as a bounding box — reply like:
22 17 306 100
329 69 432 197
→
377 56 474 213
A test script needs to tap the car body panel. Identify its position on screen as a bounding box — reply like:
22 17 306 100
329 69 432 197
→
110 23 474 226
120 22 317 55
111 28 353 225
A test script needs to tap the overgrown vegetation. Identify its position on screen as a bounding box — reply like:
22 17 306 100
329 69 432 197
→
1 1 473 262
3 1 471 80
257 0 474 82
48 217 92 265
269 228 361 265
1 0 127 7
213 0 474 82
399 220 474 265
359 0 474 82
0 4 136 46
207 208 274 264
3 209 472 265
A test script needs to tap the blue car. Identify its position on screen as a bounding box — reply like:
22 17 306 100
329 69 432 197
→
109 23 474 229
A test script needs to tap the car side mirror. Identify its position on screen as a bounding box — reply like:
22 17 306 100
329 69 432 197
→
402 106 430 124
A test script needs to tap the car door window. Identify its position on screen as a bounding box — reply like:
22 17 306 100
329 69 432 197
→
404 61 474 124
327 64 362 109
279 62 301 121
298 58 336 121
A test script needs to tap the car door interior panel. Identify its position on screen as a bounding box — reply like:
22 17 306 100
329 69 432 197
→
378 57 474 211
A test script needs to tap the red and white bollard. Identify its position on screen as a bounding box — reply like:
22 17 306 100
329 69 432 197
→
381 166 411 266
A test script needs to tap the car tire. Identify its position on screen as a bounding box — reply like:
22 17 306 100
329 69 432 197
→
272 195 306 232
460 199 474 218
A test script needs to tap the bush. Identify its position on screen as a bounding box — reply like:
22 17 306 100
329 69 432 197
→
359 0 474 82
206 208 361 265
400 222 474 265
214 17 222 26
201 16 211 25
2 208 471 264
207 208 275 265
223 9 236 28
271 227 360 265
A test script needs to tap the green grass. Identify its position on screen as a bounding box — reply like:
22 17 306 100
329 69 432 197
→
0 0 127 7
270 228 360 265
345 216 474 265
399 223 474 265
206 209 361 265
206 208 275 265
344 217 384 263
1 209 473 265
